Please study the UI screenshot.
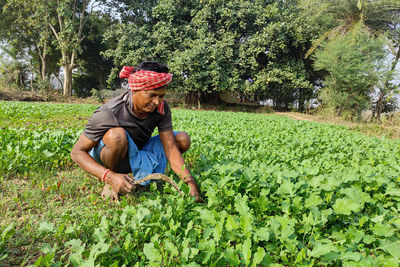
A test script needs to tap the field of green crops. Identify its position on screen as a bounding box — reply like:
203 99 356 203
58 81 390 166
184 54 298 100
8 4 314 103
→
1 100 400 266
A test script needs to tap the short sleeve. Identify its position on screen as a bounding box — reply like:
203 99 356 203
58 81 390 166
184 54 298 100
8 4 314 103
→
83 107 119 142
157 101 173 132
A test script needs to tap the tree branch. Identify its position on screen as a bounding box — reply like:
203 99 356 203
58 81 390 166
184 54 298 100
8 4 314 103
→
48 23 61 44
57 0 64 32
71 49 76 68
73 0 77 22
77 0 89 39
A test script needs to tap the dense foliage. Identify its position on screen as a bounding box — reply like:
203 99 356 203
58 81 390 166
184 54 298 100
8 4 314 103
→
1 100 400 265
301 0 400 118
314 25 386 118
0 101 94 174
102 0 317 108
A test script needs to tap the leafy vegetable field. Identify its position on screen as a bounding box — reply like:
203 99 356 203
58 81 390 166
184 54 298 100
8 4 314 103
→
1 100 400 266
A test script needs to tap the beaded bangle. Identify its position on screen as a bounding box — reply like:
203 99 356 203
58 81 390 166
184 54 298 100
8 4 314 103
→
102 169 110 183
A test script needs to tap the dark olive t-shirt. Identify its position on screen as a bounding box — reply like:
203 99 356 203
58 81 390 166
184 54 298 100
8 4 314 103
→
83 91 173 149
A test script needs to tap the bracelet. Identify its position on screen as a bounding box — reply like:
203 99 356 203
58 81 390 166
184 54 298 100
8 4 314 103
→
102 169 110 183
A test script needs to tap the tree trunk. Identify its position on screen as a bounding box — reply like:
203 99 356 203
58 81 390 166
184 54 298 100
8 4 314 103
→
376 93 384 120
41 41 48 81
63 64 73 96
41 56 47 81
376 45 400 120
197 91 201 109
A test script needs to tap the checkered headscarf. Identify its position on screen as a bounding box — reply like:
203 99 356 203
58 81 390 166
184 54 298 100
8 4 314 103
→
119 66 172 91
120 66 172 115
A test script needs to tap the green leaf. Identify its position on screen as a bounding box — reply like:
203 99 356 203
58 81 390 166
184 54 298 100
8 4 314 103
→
165 241 178 257
214 219 224 243
255 228 270 241
89 241 109 259
309 243 338 257
182 247 190 261
225 215 238 231
379 240 400 260
385 188 400 197
372 223 394 237
143 243 160 262
242 238 252 265
341 187 372 204
234 195 250 216
277 180 295 197
252 247 266 267
1 222 15 241
362 235 376 245
182 263 201 267
198 209 215 225
65 239 84 250
305 195 322 208
340 251 361 261
185 221 194 236
333 198 362 215
224 248 240 265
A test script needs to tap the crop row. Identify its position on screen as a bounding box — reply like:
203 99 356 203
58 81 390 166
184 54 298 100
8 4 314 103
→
1 102 400 266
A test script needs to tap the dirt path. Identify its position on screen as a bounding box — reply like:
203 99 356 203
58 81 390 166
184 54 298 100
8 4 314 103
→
275 112 400 139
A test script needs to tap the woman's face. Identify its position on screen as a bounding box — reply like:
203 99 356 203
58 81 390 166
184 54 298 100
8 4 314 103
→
132 86 166 115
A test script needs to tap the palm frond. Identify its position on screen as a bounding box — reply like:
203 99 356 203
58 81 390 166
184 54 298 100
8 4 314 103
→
305 26 343 58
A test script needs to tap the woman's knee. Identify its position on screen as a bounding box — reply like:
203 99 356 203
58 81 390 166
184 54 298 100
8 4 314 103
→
176 131 191 153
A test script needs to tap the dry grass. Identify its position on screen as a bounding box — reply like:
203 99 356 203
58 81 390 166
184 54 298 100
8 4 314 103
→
0 87 100 105
275 111 400 139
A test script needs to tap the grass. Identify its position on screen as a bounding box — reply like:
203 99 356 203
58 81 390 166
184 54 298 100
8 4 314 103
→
0 167 171 266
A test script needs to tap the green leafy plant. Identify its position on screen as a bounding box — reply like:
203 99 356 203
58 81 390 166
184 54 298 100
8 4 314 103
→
1 101 400 266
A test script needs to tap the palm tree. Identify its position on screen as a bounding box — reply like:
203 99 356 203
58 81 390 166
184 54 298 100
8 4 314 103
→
300 0 400 119
301 0 400 58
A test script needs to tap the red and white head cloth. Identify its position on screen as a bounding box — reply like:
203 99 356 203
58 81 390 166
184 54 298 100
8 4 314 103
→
119 66 172 115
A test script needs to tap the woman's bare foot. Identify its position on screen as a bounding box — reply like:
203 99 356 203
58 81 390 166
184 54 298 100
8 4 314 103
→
101 184 119 201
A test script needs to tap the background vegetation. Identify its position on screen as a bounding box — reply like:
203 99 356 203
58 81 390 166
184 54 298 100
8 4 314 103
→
0 0 399 118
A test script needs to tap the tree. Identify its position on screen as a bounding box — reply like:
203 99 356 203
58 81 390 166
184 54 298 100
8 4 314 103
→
301 0 400 57
300 0 400 117
47 0 101 96
373 26 400 120
241 1 316 109
1 0 54 91
103 0 321 108
73 14 115 97
1 0 104 95
0 46 29 90
314 24 386 119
